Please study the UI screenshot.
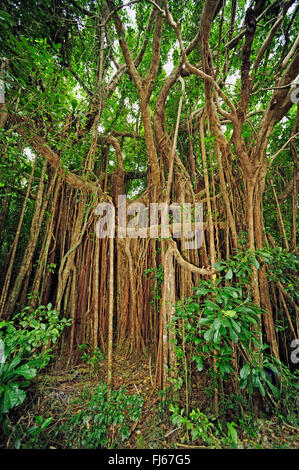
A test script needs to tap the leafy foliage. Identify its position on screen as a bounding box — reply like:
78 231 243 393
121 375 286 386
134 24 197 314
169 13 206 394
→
79 344 104 375
0 0 298 450
0 304 71 421
56 383 143 449
257 248 299 302
169 403 239 448
174 278 262 379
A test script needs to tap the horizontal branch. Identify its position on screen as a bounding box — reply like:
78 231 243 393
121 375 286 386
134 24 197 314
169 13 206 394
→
168 240 216 274
110 130 139 138
12 116 98 192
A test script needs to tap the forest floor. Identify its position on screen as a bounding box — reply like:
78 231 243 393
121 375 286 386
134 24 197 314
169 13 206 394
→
12 352 299 450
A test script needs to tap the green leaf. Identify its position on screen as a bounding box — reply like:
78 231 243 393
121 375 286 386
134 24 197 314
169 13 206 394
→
41 417 53 430
238 305 256 314
265 379 280 399
7 355 22 373
252 257 260 269
192 356 203 371
230 318 241 333
204 300 220 312
0 9 14 25
14 437 21 449
213 318 221 331
203 328 214 342
27 426 41 436
221 317 231 327
229 327 238 343
227 422 238 445
212 262 226 272
195 288 208 296
240 363 251 380
213 329 221 343
198 317 211 326
230 290 239 299
225 268 233 280
264 363 279 375
245 316 258 325
1 384 26 413
14 364 37 379
35 415 43 425
239 378 247 389
257 378 265 396
223 310 236 318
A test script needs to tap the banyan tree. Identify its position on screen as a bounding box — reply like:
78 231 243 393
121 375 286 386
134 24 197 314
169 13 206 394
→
0 0 298 393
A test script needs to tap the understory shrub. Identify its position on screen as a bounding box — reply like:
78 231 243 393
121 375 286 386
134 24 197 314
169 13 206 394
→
0 304 71 424
55 382 144 449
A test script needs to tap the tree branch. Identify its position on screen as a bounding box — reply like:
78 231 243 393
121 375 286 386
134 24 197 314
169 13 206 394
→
12 116 98 192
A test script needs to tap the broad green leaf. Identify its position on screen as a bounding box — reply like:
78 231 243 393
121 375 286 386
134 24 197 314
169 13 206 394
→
14 364 37 379
198 318 211 326
213 318 221 331
223 310 236 318
212 262 226 272
245 316 258 325
239 378 247 389
204 300 220 312
240 363 251 380
227 422 238 445
213 329 221 343
41 417 53 430
35 415 43 425
0 10 14 25
264 363 279 375
225 268 233 280
195 288 208 296
258 379 265 396
229 327 238 343
192 356 203 371
1 384 26 413
221 317 231 327
230 318 241 333
204 328 214 342
252 257 260 269
265 379 280 399
238 306 256 314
